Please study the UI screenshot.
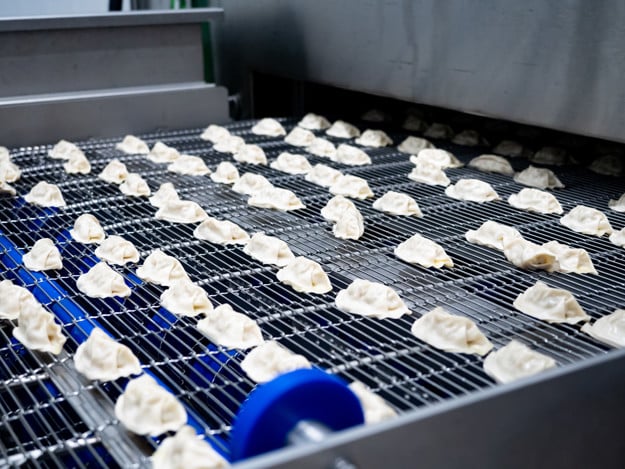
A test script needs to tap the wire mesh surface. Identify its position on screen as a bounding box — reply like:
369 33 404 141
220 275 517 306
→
1 118 624 467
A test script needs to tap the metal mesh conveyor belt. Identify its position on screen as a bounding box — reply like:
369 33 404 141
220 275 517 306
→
1 118 624 467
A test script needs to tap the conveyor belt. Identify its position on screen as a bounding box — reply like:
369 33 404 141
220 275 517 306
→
0 118 624 467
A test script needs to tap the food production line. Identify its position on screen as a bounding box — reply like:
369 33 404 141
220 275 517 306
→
1 3 625 468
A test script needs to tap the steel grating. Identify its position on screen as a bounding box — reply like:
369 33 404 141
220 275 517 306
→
0 118 624 467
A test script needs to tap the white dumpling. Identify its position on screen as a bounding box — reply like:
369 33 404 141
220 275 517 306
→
70 214 106 244
152 426 228 469
63 152 91 175
304 164 343 187
24 181 66 208
333 207 364 240
355 129 393 148
0 158 20 183
74 328 142 381
148 142 180 163
321 195 356 222
136 249 190 286
231 172 273 195
167 155 211 176
0 181 16 195
155 200 208 224
149 183 180 208
298 113 331 130
411 307 493 356
348 381 397 424
333 144 371 166
22 238 62 271
397 136 434 154
424 123 454 139
335 279 410 319
530 146 568 166
560 205 613 236
468 154 514 176
285 127 316 147
402 114 428 132
210 161 240 184
160 279 213 317
483 340 556 384
251 118 286 137
329 175 374 199
233 144 267 165
326 120 360 138
445 179 500 202
0 146 9 163
589 154 623 177
513 280 590 324
193 218 250 245
213 135 245 154
200 124 230 143
372 191 422 217
581 309 625 348
12 300 66 354
94 235 140 265
513 165 564 190
307 137 336 158
115 374 187 436
77 262 131 298
410 149 463 169
0 280 37 320
493 140 524 157
49 139 80 159
465 221 522 251
408 161 451 187
99 159 128 184
276 257 332 294
541 241 597 274
508 188 563 214
270 152 312 174
197 303 264 349
610 228 625 247
120 173 151 197
452 129 482 146
243 232 295 267
241 341 311 383
116 135 149 154
248 187 306 211
394 234 453 268
503 238 558 271
609 193 625 212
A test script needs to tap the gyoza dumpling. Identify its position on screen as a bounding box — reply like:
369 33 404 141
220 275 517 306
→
160 279 213 317
233 144 267 165
241 341 311 383
22 238 63 271
493 140 524 157
155 200 208 224
49 139 80 159
394 234 453 268
329 175 374 199
116 135 149 154
610 228 625 247
541 241 597 274
333 144 371 166
99 159 128 184
77 262 131 298
508 188 563 214
333 207 364 240
588 154 623 177
231 172 273 195
444 179 500 202
94 236 140 265
609 193 625 212
243 233 295 267
560 205 613 236
452 130 482 146
120 173 151 197
397 136 434 154
248 187 306 211
304 164 343 187
285 127 316 147
74 328 142 381
468 154 514 176
402 114 428 132
326 120 360 138
0 280 37 320
12 301 66 354
298 113 331 130
213 135 245 154
410 148 463 169
348 382 397 424
210 161 240 184
148 142 180 163
335 279 410 319
410 307 493 356
152 426 228 469
197 303 264 349
70 214 105 244
149 183 180 208
355 130 393 148
251 118 286 137
321 195 356 222
483 340 556 384
503 238 558 271
372 191 423 217
307 137 336 159
408 162 451 187
0 181 16 195
24 182 66 208
530 146 568 166
200 124 230 143
581 309 625 348
0 159 20 183
513 280 590 324
63 152 91 175
167 155 211 176
513 165 564 190
115 374 187 436
270 152 312 174
465 221 522 251
276 257 332 294
424 123 454 140
136 249 190 286
0 146 9 162
193 218 250 245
